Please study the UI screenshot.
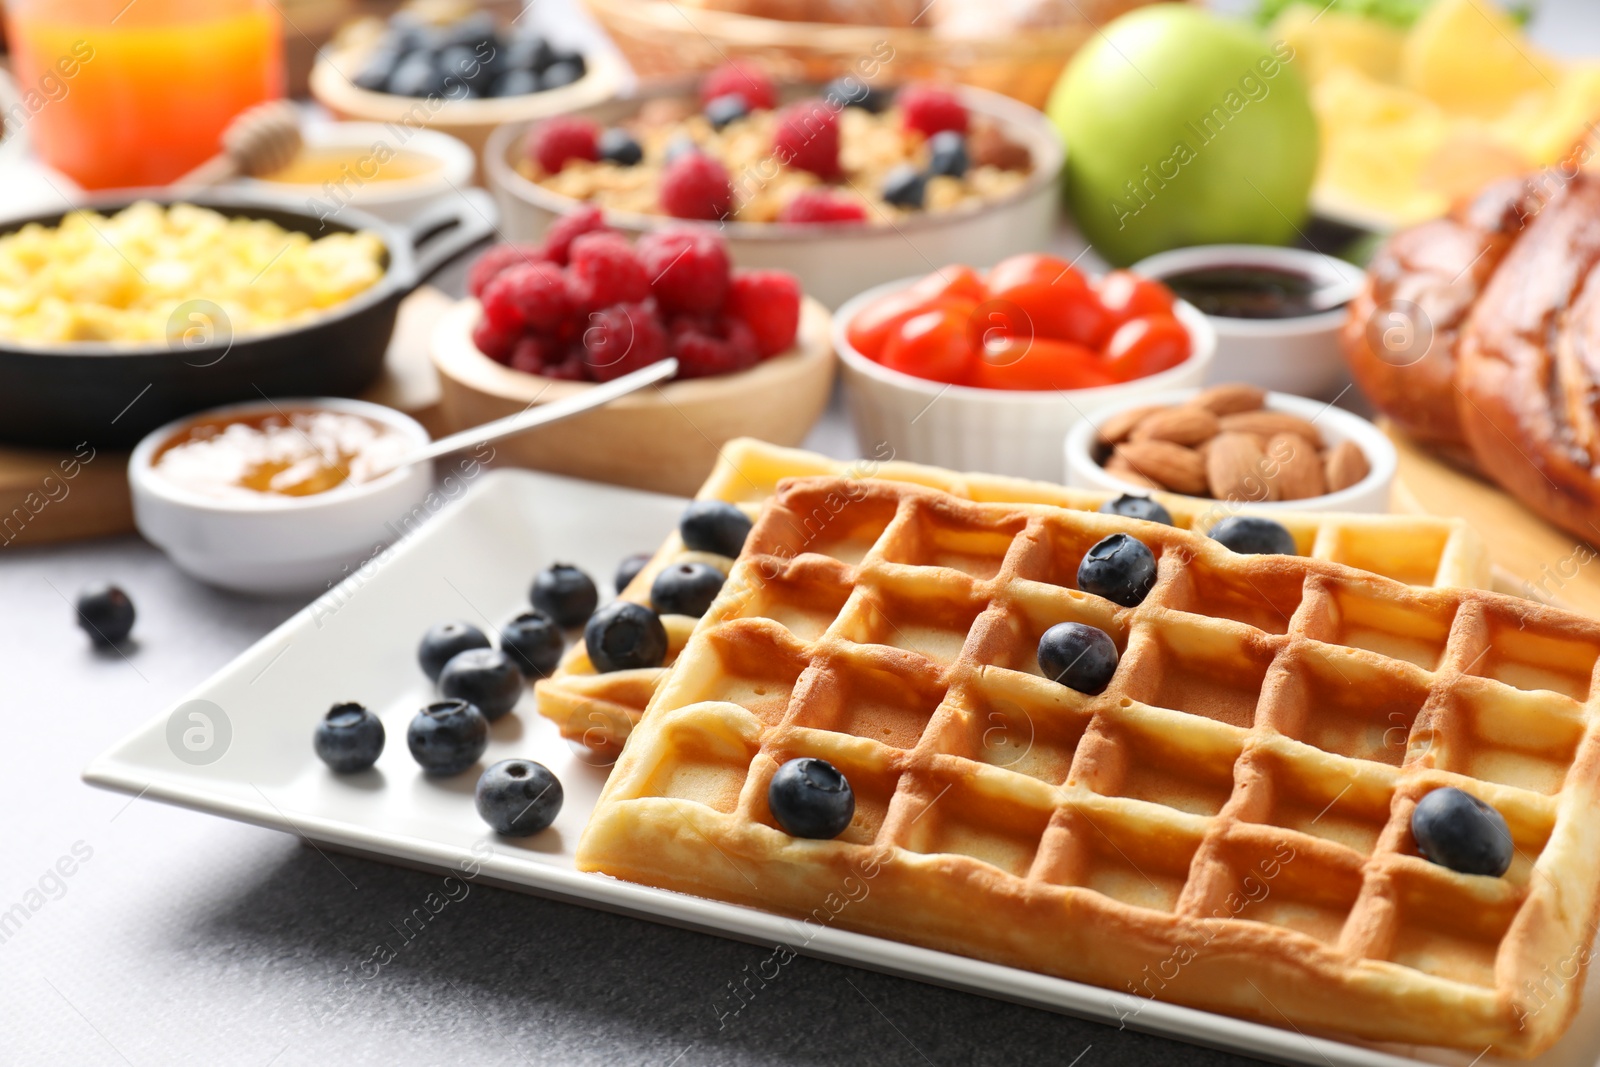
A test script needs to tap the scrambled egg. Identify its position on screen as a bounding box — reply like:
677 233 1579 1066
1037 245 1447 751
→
0 201 386 344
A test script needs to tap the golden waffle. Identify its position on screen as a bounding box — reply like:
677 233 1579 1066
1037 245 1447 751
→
536 439 1490 757
578 476 1600 1056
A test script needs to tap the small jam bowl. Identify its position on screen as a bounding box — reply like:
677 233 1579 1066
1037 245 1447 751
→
1063 388 1396 514
129 398 433 597
1129 245 1363 400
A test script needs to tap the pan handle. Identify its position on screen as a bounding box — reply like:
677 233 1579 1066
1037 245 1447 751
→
404 188 497 288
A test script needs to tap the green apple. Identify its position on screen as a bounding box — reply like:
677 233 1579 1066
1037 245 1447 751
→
1047 3 1319 266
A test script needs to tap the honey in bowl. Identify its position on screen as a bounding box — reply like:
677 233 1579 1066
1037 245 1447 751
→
261 146 444 187
153 408 412 500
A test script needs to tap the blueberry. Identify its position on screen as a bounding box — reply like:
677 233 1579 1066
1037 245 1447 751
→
488 69 539 97
680 500 752 557
387 52 447 97
438 647 525 721
926 131 968 178
768 758 855 839
664 135 700 165
881 165 927 209
476 759 564 836
504 35 555 73
584 601 668 672
407 699 489 776
500 611 563 679
1076 533 1157 607
651 562 725 617
418 621 491 682
1411 787 1513 877
598 127 643 166
75 583 135 645
823 76 888 113
1097 493 1174 527
1037 622 1119 694
539 58 584 91
1209 515 1297 556
354 48 400 91
314 702 385 773
704 92 748 130
438 44 492 90
615 552 652 593
440 11 496 51
531 563 599 628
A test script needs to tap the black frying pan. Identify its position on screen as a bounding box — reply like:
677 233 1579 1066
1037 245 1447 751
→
0 188 496 449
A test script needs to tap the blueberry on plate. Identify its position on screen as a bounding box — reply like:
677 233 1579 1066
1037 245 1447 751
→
680 500 752 557
823 76 888 113
598 127 643 166
704 92 748 130
926 131 969 178
531 563 599 628
664 134 700 165
503 35 555 73
488 68 539 97
584 601 668 673
76 583 135 645
1077 533 1157 607
407 699 489 776
539 58 585 90
353 49 400 91
615 552 652 593
1209 515 1296 556
418 621 491 682
314 702 385 773
476 759 564 836
500 611 564 679
387 52 447 97
1037 622 1119 695
881 165 927 209
651 562 725 617
1411 787 1513 877
438 647 525 721
769 757 855 839
1097 493 1174 527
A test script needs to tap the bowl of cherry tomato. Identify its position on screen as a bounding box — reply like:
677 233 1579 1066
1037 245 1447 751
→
833 254 1215 481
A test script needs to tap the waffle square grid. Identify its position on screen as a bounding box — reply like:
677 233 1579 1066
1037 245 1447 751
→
577 475 1600 1057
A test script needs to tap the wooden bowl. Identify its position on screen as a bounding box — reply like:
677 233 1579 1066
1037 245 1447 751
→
430 298 837 496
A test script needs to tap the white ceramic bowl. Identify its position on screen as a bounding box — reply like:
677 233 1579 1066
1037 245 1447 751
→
129 398 434 596
484 82 1063 309
833 277 1216 483
1064 388 1396 514
1129 245 1363 401
238 122 476 225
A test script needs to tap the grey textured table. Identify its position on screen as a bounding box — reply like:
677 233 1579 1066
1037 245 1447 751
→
7 3 1600 1064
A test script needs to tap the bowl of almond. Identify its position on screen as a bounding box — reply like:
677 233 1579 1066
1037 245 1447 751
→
1063 384 1396 514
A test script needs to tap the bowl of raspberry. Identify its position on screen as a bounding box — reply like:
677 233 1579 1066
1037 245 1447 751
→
430 217 835 497
483 65 1062 309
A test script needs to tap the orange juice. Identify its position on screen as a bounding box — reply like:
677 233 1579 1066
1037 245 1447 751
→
6 0 283 190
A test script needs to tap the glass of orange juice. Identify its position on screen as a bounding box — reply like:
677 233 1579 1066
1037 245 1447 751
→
5 0 284 190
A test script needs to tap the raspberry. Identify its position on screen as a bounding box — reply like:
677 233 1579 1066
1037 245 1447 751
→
467 243 546 298
777 189 868 224
542 352 590 381
659 153 733 221
636 229 730 315
772 99 840 180
898 83 968 138
529 116 599 175
723 270 802 357
508 334 555 375
471 315 520 363
698 60 776 112
481 262 571 331
567 231 650 309
541 204 610 266
582 300 667 382
669 315 760 379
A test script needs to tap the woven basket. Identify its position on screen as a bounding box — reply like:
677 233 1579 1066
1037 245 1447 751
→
582 0 1168 108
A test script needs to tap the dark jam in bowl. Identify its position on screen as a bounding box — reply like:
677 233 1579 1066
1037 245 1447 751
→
1159 265 1341 320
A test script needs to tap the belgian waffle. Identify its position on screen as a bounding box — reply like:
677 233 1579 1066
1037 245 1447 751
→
577 475 1600 1056
536 439 1490 757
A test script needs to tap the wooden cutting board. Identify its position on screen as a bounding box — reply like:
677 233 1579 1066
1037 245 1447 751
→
1386 425 1600 618
0 286 454 549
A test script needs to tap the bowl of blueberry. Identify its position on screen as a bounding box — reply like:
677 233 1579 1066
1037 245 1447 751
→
483 62 1063 309
309 7 623 166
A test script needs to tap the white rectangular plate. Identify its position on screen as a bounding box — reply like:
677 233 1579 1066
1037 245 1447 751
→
84 469 1600 1067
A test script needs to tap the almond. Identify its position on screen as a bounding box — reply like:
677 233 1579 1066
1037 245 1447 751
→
1219 410 1323 447
1104 457 1163 490
1263 433 1326 500
1325 440 1371 492
1114 440 1208 496
1206 432 1275 503
1129 405 1220 447
1191 383 1266 416
1096 404 1165 446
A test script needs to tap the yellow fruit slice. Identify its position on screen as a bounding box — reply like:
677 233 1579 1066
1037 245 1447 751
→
1270 4 1405 85
1401 0 1561 118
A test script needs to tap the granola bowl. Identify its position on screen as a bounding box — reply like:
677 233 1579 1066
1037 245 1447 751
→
484 80 1063 309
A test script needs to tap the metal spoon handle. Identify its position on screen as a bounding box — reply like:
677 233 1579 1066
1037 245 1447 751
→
403 357 678 468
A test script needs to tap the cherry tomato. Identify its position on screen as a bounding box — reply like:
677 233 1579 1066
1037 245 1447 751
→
912 264 986 304
970 337 1116 391
845 267 984 359
986 253 1083 293
880 301 980 384
986 257 1112 348
1098 270 1175 326
1103 314 1191 382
